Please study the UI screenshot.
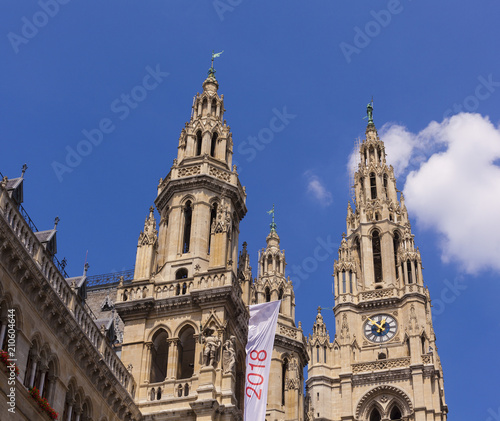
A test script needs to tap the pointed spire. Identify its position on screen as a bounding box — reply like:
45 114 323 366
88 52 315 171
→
267 204 277 233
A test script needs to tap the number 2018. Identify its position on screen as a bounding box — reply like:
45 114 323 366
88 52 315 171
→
245 350 267 400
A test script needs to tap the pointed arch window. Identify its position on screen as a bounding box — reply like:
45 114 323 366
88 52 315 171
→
406 259 413 284
211 98 217 115
202 98 208 115
349 270 353 293
390 406 402 420
182 201 192 253
372 231 383 283
150 329 169 383
265 287 271 303
282 358 288 406
208 203 217 254
370 172 377 199
178 326 195 379
210 132 218 157
370 408 381 421
421 335 426 354
324 346 327 363
383 173 389 198
195 131 202 156
393 232 400 279
342 270 346 293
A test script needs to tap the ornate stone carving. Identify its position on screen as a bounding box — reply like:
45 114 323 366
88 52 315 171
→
222 336 236 374
178 165 201 177
352 357 411 373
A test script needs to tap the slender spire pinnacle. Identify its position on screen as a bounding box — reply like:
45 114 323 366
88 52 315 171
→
267 204 277 233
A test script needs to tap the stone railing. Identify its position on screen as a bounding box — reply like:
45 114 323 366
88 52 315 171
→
146 377 196 402
352 356 411 374
0 184 136 397
359 287 398 301
170 159 239 187
279 323 298 339
422 354 433 364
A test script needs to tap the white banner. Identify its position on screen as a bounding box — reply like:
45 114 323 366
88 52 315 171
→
244 301 281 421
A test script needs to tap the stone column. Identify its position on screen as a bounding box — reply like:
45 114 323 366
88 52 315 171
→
167 339 179 379
28 357 39 388
66 400 74 421
143 342 153 384
38 365 48 396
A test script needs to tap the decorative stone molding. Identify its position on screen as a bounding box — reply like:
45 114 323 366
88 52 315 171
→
352 356 411 373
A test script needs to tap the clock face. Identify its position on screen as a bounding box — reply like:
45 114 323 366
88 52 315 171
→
364 314 397 343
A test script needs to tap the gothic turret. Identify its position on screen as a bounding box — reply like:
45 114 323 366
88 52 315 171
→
306 104 447 421
251 209 308 421
115 63 249 420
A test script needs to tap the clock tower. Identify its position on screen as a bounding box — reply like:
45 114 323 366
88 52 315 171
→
306 105 448 421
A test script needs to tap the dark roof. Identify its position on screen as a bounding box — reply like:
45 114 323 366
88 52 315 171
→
34 229 56 243
65 275 86 288
6 177 23 191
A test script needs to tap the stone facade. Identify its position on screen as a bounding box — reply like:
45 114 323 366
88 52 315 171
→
0 172 141 420
305 109 448 421
0 75 447 421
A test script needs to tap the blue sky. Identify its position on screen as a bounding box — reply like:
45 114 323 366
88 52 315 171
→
2 1 500 419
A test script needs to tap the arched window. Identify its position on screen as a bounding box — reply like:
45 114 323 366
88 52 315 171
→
393 232 400 279
378 352 387 360
405 337 411 356
370 172 377 199
182 282 187 295
150 329 169 383
267 255 273 272
176 268 188 280
265 287 271 303
176 284 180 296
390 406 402 420
195 131 202 156
406 260 412 284
316 346 320 363
421 335 426 354
349 271 353 293
342 270 346 293
383 173 389 197
210 132 218 157
372 231 383 283
182 201 192 253
370 407 381 421
281 358 288 406
178 326 195 379
211 98 217 115
208 203 217 254
202 98 208 115
324 346 327 363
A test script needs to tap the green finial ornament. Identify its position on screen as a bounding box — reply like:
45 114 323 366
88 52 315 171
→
267 204 277 233
366 99 374 125
208 50 224 78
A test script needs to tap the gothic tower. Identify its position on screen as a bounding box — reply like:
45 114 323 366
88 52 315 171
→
251 213 308 421
306 105 448 421
115 66 249 421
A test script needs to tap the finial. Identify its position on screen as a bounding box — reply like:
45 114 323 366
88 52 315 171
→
83 262 89 276
317 306 322 314
208 50 224 78
267 204 277 233
54 216 60 229
21 163 28 178
366 99 374 125
149 206 155 214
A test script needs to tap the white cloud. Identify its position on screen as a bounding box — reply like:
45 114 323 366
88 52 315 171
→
304 171 333 206
380 113 500 273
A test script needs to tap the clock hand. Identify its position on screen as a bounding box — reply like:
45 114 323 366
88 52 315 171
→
367 316 383 330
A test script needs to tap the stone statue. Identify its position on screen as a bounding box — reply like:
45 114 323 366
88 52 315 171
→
202 328 221 367
223 336 236 374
